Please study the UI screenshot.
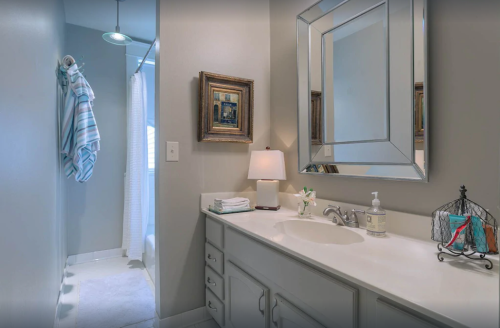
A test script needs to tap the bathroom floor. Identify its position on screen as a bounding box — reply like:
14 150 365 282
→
55 257 155 328
55 256 219 328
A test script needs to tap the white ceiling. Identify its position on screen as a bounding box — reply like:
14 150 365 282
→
64 0 156 42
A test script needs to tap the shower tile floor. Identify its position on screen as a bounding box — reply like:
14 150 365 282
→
55 256 218 328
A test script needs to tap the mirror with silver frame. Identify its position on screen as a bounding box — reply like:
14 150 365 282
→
297 0 428 181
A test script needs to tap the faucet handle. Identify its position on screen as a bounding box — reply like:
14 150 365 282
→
350 209 365 222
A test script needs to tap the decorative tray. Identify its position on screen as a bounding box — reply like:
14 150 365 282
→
208 206 255 215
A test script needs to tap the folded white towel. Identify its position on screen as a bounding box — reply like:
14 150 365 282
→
214 197 250 205
214 203 250 212
214 203 250 208
216 203 250 209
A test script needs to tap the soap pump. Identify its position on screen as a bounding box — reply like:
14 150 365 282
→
366 192 386 237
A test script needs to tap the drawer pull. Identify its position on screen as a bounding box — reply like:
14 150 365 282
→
207 277 216 286
271 298 278 326
208 301 218 312
207 254 217 262
258 291 265 315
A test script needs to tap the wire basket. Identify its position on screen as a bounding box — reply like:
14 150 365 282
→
431 186 498 270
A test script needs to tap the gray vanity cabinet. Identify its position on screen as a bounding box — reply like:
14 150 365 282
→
226 261 270 328
205 215 451 328
271 294 326 328
375 300 438 328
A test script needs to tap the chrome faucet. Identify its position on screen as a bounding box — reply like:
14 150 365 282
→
323 205 364 228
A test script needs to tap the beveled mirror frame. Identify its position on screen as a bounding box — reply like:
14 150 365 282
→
297 0 429 181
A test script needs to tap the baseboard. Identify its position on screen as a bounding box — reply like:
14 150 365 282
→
67 248 125 266
156 307 212 328
53 266 67 328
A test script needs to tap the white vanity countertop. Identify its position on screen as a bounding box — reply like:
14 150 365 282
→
202 207 499 328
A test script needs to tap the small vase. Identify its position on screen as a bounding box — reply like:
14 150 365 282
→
298 203 312 218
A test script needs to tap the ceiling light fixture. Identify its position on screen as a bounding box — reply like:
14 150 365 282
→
102 0 132 46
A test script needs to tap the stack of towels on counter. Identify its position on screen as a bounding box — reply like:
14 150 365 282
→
214 197 250 212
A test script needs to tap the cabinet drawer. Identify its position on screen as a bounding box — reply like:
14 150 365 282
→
205 242 224 275
206 216 224 249
206 288 225 327
205 265 224 301
226 228 358 328
376 299 438 328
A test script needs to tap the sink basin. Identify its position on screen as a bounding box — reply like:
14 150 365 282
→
274 220 364 245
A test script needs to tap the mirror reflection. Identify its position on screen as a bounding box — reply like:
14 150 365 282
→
324 3 387 144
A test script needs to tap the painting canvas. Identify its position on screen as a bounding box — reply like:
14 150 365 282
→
213 91 240 129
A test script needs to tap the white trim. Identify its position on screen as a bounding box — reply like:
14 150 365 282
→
155 307 211 328
66 248 125 266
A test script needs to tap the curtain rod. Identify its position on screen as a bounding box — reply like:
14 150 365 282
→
135 39 156 74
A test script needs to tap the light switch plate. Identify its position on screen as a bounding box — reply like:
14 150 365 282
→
324 145 332 157
166 142 179 162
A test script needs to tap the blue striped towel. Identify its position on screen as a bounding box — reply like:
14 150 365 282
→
60 64 100 182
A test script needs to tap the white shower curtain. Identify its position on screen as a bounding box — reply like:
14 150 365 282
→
123 72 149 260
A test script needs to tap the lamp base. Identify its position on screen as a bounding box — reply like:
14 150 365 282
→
256 180 280 210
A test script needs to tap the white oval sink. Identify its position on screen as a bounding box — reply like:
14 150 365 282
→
275 220 364 245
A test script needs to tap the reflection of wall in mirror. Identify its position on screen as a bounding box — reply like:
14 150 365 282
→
331 7 387 143
336 165 371 176
311 26 322 91
414 0 425 83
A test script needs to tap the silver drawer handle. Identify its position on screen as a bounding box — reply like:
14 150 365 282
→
271 298 278 326
208 301 218 312
207 254 217 262
258 291 265 315
207 277 216 286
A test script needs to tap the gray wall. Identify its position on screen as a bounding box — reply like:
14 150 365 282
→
157 0 271 318
0 0 66 327
270 0 500 217
64 24 127 255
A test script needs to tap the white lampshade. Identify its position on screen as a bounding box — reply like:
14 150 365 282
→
248 150 286 180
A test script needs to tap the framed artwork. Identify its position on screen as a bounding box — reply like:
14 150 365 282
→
414 82 424 143
199 71 254 143
311 91 323 145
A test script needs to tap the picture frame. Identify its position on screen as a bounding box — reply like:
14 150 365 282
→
311 90 323 145
199 71 254 143
414 82 424 143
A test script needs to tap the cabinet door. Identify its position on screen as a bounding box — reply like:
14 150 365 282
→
227 261 269 328
271 294 326 328
376 299 438 328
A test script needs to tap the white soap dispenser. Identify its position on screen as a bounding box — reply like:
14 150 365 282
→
366 192 386 237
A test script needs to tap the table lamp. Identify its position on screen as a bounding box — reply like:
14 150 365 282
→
248 147 286 210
